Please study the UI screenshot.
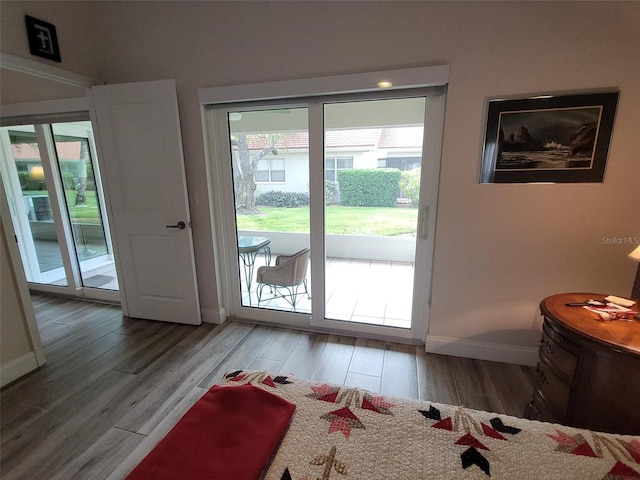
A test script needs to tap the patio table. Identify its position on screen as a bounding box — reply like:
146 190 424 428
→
238 236 271 295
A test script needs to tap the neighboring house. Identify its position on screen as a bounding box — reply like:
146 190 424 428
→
244 127 424 197
10 141 81 175
9 140 85 222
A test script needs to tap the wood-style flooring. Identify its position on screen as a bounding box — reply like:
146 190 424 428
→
1 294 535 479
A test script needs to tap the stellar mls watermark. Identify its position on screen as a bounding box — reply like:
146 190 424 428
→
602 236 640 245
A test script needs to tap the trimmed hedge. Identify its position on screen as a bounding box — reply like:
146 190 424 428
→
337 168 401 207
256 191 309 208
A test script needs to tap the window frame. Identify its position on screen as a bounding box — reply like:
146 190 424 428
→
324 155 353 182
256 157 286 183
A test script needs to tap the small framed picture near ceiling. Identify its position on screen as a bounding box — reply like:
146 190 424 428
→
480 91 619 183
25 15 61 62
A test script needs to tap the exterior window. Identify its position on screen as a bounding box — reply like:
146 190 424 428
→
379 156 421 171
325 156 353 181
256 157 285 182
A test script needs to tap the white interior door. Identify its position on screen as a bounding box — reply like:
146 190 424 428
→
89 80 201 324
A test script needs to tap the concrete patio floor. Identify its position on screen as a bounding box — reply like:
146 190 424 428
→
240 254 414 329
32 241 413 329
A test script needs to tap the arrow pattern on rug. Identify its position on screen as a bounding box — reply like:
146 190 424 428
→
307 384 341 403
461 446 491 476
482 422 507 440
432 417 453 431
321 406 365 438
310 445 348 479
489 417 521 435
619 439 640 464
224 370 294 389
279 468 293 480
455 433 490 450
419 406 442 421
603 461 640 479
547 430 598 457
260 375 293 388
418 406 527 476
361 393 394 415
224 370 245 380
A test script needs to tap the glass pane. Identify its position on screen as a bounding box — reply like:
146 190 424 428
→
255 171 269 182
324 98 426 328
337 157 352 169
256 158 269 171
3 126 68 285
52 122 119 290
228 108 310 312
271 170 285 182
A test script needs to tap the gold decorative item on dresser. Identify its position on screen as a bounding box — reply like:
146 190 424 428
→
525 292 640 435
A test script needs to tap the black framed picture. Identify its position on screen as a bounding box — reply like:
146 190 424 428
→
480 91 619 183
25 15 61 62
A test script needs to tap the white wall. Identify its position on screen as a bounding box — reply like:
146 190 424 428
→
2 1 639 364
1 184 45 386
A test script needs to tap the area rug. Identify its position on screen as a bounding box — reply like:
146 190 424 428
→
215 370 640 479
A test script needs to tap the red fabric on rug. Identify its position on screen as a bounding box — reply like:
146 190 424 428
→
126 384 296 480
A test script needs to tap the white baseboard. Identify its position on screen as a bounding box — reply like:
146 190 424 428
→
1 352 39 387
201 306 226 324
425 335 538 366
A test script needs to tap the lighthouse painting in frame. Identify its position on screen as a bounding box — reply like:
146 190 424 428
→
480 91 619 183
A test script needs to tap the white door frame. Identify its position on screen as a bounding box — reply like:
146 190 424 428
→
308 92 446 342
200 67 448 342
204 102 314 328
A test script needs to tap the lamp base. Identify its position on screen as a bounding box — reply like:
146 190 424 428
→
633 262 640 304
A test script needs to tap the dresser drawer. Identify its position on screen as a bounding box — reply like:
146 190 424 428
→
535 361 571 417
533 294 640 434
526 393 561 425
540 322 578 378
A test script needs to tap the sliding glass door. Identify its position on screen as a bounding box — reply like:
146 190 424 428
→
208 88 443 341
0 120 119 300
0 125 67 285
322 98 425 329
227 107 311 312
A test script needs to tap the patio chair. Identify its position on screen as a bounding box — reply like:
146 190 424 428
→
256 248 310 311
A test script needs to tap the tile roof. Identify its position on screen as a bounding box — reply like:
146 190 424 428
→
241 127 423 151
12 142 83 161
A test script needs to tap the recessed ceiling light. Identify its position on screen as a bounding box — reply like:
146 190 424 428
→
378 81 393 88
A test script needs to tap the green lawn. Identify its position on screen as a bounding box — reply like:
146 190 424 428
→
25 190 102 224
65 190 102 224
26 191 417 235
236 206 418 236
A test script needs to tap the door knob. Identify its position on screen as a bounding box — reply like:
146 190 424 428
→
165 221 186 230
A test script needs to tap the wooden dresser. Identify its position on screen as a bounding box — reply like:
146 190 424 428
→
525 292 640 435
